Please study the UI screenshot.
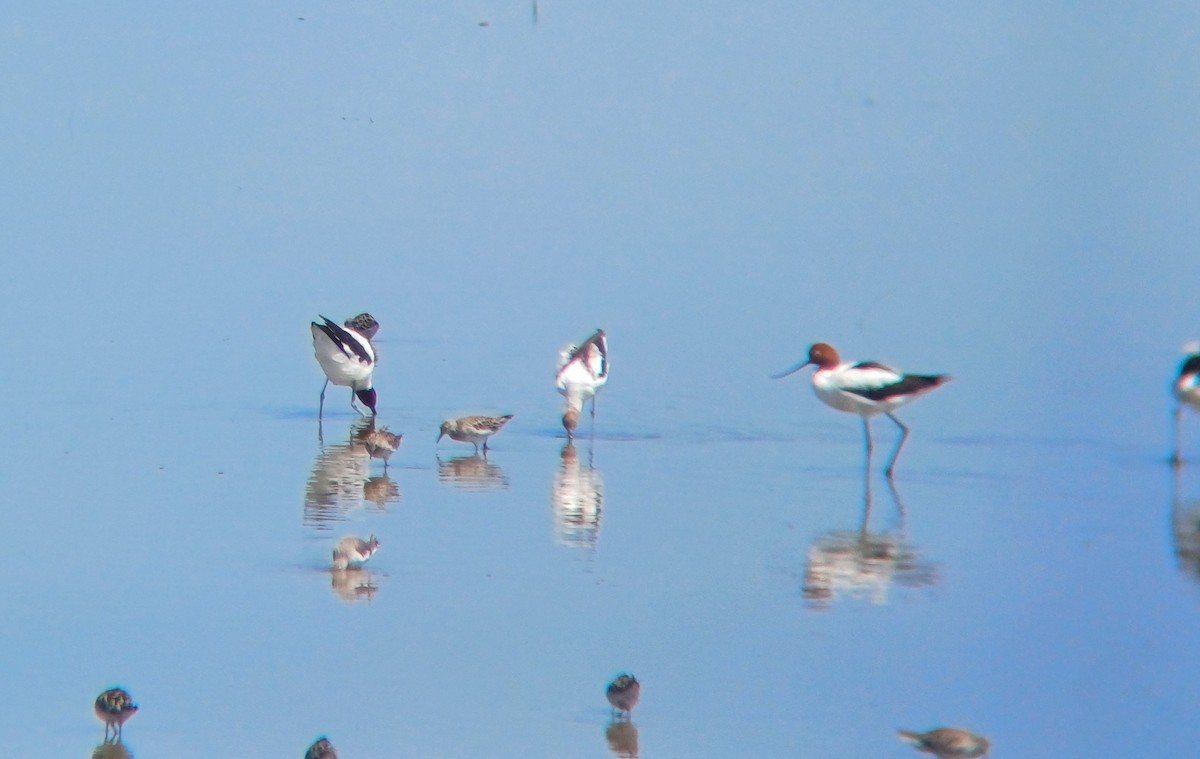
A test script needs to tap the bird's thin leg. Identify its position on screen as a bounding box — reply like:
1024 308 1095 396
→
350 389 365 417
1173 403 1184 467
862 416 873 472
483 439 490 452
473 442 479 455
887 476 908 526
318 379 329 419
884 412 910 479
860 441 873 538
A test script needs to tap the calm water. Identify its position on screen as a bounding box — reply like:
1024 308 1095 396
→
5 2 1200 757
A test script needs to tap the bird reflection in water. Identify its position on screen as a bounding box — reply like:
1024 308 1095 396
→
364 473 400 508
1170 465 1200 582
551 441 604 550
306 418 400 528
604 674 639 757
801 474 937 609
331 567 379 603
898 726 990 758
437 453 510 490
604 720 639 758
91 740 134 759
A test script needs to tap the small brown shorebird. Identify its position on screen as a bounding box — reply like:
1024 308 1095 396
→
605 673 640 719
94 688 138 742
332 534 380 570
305 736 338 759
363 426 402 469
898 727 990 758
437 414 514 454
773 342 949 478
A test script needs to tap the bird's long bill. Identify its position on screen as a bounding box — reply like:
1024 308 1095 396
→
436 430 444 443
770 360 811 379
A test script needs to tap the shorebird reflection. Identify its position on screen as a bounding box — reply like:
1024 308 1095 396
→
330 567 380 603
437 453 510 490
604 720 639 758
364 473 401 508
802 475 937 609
551 441 604 550
1171 465 1200 583
304 418 374 528
92 740 134 759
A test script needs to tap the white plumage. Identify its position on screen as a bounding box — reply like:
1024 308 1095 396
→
311 314 378 416
774 342 949 478
556 328 608 438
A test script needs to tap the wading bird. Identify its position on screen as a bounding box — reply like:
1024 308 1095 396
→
557 329 608 439
311 314 378 417
773 342 949 478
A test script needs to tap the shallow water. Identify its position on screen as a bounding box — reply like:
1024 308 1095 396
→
6 2 1200 757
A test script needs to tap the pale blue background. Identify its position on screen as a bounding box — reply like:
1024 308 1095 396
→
3 2 1200 757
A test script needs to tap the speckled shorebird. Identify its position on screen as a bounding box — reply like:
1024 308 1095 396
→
1172 342 1200 466
332 534 380 570
363 426 402 469
305 736 338 759
311 313 379 417
557 329 608 439
605 673 640 719
94 688 138 742
437 415 514 454
773 342 949 478
898 727 990 758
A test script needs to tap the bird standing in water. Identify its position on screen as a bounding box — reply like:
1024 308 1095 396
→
362 426 402 469
95 688 138 742
1171 343 1200 466
557 329 608 439
773 342 949 478
332 534 380 570
311 313 379 417
606 673 640 720
437 415 514 454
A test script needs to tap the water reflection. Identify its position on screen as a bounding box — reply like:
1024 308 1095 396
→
330 567 380 603
802 477 938 610
91 741 133 759
551 442 604 550
437 454 510 490
1171 466 1200 582
305 418 400 528
364 474 401 508
898 726 990 758
604 720 639 758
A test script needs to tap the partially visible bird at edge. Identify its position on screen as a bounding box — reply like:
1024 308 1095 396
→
1172 342 1200 466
